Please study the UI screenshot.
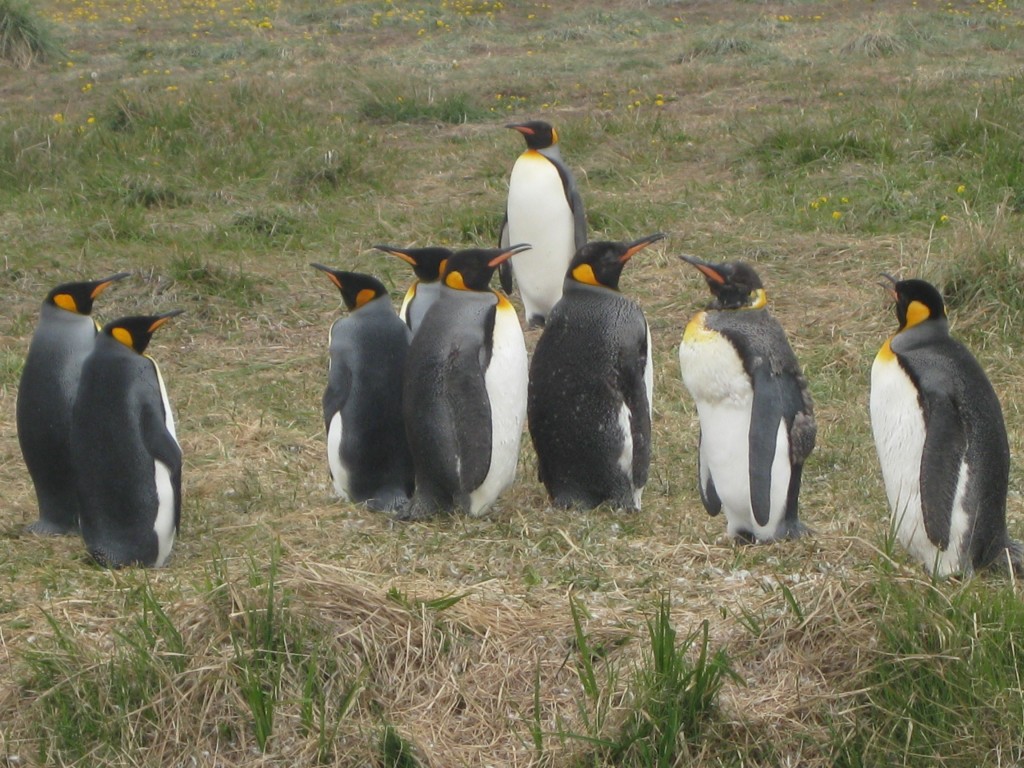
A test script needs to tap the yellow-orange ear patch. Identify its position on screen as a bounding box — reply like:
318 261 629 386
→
445 271 468 290
749 288 768 309
53 294 78 312
112 327 134 348
355 288 377 308
572 264 599 286
904 300 931 329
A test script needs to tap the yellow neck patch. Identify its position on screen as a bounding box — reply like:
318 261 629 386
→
53 294 78 312
112 327 134 349
683 312 713 342
876 337 896 362
445 271 468 290
903 299 931 330
749 288 767 309
572 263 600 286
355 288 377 309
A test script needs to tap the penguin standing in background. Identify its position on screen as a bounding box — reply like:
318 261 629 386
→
870 275 1021 577
17 272 130 535
71 311 184 568
677 257 815 543
401 243 531 520
499 120 587 327
528 234 665 511
373 244 452 335
311 264 414 511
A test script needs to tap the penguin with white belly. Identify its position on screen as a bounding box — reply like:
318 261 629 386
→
17 272 130 535
528 233 665 511
499 120 587 327
870 275 1022 577
678 257 816 543
373 244 452 335
401 243 531 520
311 264 414 511
71 311 184 568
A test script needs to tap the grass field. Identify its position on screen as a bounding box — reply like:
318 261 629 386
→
2 0 1024 765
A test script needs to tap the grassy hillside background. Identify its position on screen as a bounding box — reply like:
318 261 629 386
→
2 0 1024 765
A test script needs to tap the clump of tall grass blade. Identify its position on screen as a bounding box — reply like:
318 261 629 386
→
0 0 64 68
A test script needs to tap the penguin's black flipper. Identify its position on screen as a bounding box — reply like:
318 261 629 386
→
919 390 966 550
141 395 183 530
321 358 352 433
444 345 493 500
619 327 652 493
498 215 514 295
696 432 722 516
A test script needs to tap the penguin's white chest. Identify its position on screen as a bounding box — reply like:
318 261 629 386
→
469 299 528 516
506 153 575 318
870 350 969 576
151 360 179 568
679 316 790 537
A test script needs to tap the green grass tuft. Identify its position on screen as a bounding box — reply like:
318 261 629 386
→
0 0 64 67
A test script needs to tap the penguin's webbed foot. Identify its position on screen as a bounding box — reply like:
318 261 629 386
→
27 518 78 536
390 496 438 522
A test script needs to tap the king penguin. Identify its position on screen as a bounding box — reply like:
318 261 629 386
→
528 233 665 510
71 311 184 568
401 243 531 519
17 272 130 535
870 275 1022 577
372 244 452 335
311 264 414 511
677 257 816 543
499 120 587 327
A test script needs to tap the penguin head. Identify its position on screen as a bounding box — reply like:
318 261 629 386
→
568 233 666 291
680 256 767 310
44 272 131 315
311 264 389 311
507 120 558 150
373 245 453 284
881 274 947 331
443 244 531 292
103 310 184 355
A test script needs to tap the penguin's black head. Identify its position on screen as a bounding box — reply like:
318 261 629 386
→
507 120 558 150
443 244 531 292
882 274 947 331
103 310 184 355
373 245 453 283
680 256 767 310
311 264 389 311
44 272 131 315
568 233 666 291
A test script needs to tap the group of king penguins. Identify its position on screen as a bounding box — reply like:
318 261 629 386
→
16 274 183 568
16 120 1022 580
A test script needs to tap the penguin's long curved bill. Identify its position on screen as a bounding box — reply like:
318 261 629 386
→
375 246 417 267
311 262 344 290
90 272 132 298
148 309 185 333
679 254 725 284
489 243 532 267
621 233 666 263
878 272 899 301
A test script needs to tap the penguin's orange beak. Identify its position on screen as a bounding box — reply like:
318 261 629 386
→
488 243 531 268
374 245 417 267
878 272 899 301
621 233 666 263
507 123 534 136
679 254 725 284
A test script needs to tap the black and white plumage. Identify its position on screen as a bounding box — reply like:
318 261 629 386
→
870 275 1021 576
312 264 414 511
17 272 130 535
373 244 452 336
499 120 587 327
678 257 815 543
528 234 665 510
71 311 183 568
401 244 530 519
